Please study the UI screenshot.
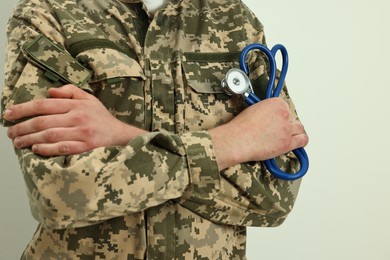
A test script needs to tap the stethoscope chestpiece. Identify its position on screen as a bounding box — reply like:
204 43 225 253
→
221 68 260 106
221 68 253 96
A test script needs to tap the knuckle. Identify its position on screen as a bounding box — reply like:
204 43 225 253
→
33 99 46 110
14 137 24 148
32 117 45 131
292 134 309 151
58 143 71 154
13 126 22 137
79 126 95 137
278 107 290 120
70 112 86 124
301 134 309 147
272 98 290 119
44 129 58 142
7 126 16 138
296 122 304 132
63 84 74 89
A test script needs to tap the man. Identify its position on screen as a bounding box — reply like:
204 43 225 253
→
1 0 308 258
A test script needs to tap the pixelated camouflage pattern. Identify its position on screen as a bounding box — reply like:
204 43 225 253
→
1 0 303 259
23 34 93 86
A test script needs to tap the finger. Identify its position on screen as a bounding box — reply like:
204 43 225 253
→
13 126 90 149
290 121 306 136
7 114 76 139
31 141 90 156
3 98 73 122
291 133 309 150
4 85 93 122
48 84 92 100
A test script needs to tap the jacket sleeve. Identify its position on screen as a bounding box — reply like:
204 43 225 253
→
175 1 304 227
0 3 221 230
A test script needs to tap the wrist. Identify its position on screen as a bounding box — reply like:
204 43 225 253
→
208 124 243 171
113 121 148 146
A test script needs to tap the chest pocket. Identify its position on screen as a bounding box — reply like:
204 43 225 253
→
181 52 243 131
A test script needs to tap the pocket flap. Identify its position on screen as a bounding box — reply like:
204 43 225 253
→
183 52 240 94
76 48 146 82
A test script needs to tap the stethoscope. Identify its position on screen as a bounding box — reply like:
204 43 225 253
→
221 43 309 181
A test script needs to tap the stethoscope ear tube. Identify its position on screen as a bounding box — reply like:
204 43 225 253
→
240 43 288 99
229 43 309 181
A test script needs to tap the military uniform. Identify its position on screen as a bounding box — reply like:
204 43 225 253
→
1 0 302 259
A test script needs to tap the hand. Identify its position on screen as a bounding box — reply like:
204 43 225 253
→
209 97 308 171
4 84 147 156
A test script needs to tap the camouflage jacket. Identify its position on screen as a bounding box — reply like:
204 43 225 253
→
1 0 302 259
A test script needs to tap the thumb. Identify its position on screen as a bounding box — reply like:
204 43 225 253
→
48 84 92 100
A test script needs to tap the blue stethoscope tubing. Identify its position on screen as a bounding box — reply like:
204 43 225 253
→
240 43 309 181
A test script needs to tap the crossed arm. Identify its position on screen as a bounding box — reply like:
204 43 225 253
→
4 84 308 171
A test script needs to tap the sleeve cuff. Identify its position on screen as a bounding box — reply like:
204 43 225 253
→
179 131 221 200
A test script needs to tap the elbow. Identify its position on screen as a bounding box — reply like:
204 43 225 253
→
20 151 103 229
244 199 294 227
24 175 99 230
27 189 78 229
257 186 301 227
28 195 69 230
263 201 294 227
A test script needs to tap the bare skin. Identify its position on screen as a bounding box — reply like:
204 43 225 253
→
5 85 147 156
4 84 308 171
208 97 308 170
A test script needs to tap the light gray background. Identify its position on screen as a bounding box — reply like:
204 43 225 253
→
1 0 389 259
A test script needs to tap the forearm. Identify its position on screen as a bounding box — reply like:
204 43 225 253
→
16 129 222 229
177 159 302 227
